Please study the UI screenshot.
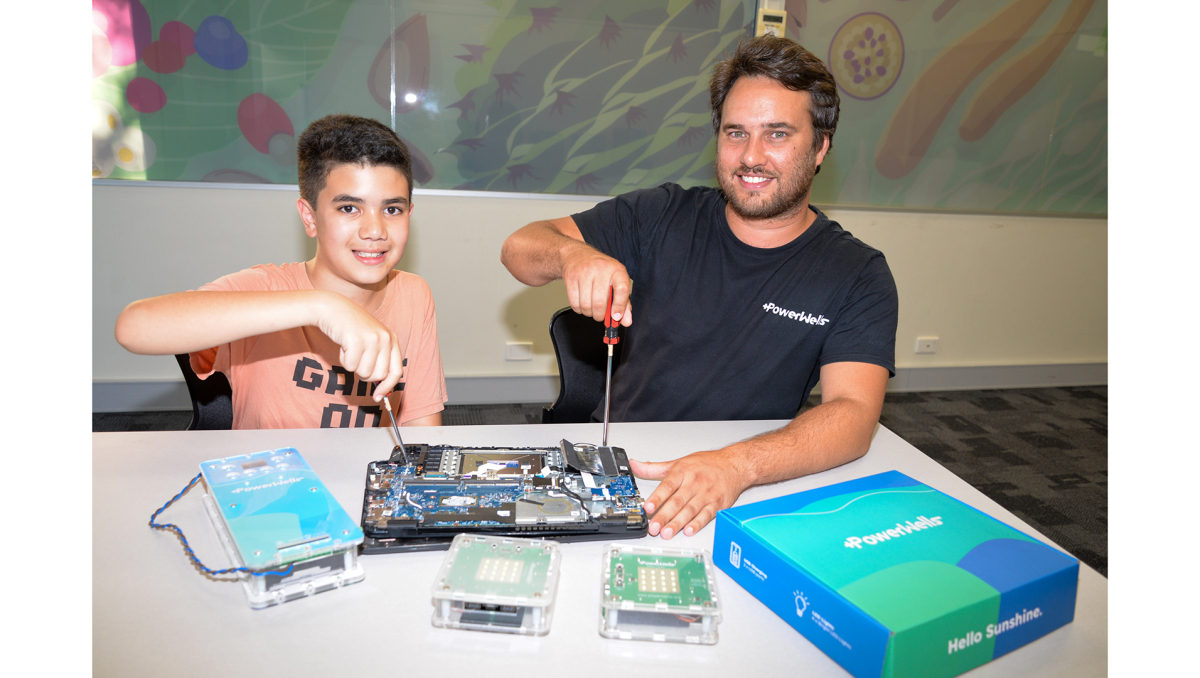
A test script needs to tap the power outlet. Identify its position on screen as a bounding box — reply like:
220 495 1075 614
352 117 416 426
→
915 336 939 354
505 341 533 361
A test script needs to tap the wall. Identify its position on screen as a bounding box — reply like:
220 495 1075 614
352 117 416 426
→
92 182 1106 411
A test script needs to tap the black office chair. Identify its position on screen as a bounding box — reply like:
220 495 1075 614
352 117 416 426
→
542 307 622 423
174 353 234 430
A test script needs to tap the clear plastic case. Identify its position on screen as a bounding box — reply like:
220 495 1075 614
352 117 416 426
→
599 543 721 644
201 491 365 609
431 534 562 635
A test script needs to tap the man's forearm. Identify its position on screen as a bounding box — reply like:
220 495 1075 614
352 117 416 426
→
116 289 337 355
500 220 585 286
723 395 881 487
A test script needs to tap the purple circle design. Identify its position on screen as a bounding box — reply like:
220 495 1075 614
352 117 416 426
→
194 15 248 70
828 12 904 102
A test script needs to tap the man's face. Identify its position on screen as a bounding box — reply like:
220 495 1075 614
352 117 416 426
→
298 163 412 290
715 76 829 221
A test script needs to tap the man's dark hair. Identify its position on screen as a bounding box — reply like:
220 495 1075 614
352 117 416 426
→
710 35 840 156
297 114 414 205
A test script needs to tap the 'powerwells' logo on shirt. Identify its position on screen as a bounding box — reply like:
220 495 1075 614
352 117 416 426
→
762 302 829 325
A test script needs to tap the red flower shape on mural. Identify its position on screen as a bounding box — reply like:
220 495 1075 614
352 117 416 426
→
669 32 688 63
694 0 715 12
599 16 621 49
507 163 540 188
575 172 602 193
550 90 577 116
446 90 475 119
529 7 559 34
626 106 646 128
494 71 523 102
676 126 710 147
456 44 489 63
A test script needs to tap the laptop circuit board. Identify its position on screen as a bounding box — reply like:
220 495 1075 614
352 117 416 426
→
361 440 647 553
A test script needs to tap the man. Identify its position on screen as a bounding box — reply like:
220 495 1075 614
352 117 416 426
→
501 36 898 539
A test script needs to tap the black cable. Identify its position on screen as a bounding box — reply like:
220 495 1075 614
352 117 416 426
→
554 477 592 518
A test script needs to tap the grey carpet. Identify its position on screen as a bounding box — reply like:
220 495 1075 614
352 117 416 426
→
93 385 1106 576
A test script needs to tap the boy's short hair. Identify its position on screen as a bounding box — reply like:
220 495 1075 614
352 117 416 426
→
297 114 414 205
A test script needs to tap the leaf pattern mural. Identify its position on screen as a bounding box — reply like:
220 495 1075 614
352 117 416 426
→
91 0 1105 214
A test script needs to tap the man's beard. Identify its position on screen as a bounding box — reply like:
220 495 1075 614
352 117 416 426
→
718 147 818 221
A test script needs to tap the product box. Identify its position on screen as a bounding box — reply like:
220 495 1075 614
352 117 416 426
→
713 471 1078 678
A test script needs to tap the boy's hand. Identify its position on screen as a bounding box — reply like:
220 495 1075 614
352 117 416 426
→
316 293 405 400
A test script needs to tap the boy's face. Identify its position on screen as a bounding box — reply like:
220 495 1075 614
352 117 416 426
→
297 163 412 291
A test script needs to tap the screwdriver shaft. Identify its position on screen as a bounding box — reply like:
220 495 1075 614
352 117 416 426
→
603 345 613 446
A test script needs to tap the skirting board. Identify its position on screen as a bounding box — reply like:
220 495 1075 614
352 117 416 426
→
91 363 1106 412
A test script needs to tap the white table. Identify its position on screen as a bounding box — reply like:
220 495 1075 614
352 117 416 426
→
93 421 1106 677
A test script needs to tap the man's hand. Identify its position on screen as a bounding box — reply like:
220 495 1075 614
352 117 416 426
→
314 292 405 401
560 244 633 327
501 216 633 326
627 363 888 539
630 450 756 539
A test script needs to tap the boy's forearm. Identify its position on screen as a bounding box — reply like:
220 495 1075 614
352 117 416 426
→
115 289 336 355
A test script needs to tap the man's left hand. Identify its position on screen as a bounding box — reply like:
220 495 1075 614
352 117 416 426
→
630 450 755 539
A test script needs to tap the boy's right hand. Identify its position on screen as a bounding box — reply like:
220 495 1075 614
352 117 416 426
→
316 293 405 401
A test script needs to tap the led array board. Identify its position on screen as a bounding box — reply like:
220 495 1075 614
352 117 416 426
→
600 543 722 644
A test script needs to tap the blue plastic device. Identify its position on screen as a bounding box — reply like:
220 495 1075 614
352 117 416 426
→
200 448 364 570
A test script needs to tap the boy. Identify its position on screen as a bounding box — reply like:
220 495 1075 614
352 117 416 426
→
116 114 446 429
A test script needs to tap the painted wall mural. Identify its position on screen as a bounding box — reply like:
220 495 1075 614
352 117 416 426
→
91 0 1107 214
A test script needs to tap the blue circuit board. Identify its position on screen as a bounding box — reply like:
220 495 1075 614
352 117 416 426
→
361 442 647 541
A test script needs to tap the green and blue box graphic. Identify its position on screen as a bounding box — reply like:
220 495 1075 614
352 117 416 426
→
713 471 1078 678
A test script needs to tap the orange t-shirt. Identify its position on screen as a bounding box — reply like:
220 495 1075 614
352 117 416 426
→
189 263 447 429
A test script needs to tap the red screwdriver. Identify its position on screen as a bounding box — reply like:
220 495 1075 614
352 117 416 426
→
602 285 620 446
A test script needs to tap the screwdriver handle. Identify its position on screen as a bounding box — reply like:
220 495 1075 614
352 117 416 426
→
603 285 620 345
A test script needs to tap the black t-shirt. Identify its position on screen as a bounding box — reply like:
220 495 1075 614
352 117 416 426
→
572 183 898 422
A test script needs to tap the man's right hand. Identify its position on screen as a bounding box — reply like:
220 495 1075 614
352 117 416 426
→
314 292 405 401
560 245 633 327
501 216 633 327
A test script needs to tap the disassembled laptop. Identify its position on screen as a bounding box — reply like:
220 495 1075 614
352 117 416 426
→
360 439 648 553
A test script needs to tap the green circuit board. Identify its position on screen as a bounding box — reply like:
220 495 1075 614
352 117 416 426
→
607 551 713 607
440 536 556 598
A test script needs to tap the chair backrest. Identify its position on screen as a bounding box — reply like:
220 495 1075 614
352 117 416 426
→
543 307 622 424
174 354 234 430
